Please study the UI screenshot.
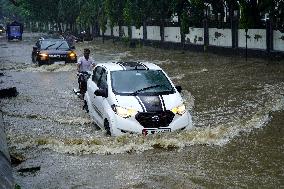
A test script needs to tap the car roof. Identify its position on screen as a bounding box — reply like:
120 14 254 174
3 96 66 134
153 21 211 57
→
97 62 162 72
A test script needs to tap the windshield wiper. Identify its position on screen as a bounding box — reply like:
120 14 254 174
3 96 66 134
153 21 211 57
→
130 84 172 95
56 42 64 50
45 43 56 50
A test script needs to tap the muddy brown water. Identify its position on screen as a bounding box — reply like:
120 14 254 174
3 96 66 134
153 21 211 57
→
0 33 283 188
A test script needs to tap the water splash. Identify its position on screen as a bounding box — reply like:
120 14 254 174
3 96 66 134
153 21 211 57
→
153 59 172 65
4 60 284 155
0 63 30 71
21 63 77 72
6 81 284 155
3 111 92 125
112 51 133 61
181 89 195 112
5 111 276 155
171 74 185 80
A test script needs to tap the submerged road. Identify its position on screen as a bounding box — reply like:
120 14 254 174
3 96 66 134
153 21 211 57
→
0 32 284 188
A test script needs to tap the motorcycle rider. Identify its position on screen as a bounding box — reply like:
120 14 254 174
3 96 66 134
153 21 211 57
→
65 31 77 48
76 48 95 97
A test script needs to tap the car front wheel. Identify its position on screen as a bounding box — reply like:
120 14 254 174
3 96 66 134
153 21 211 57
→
104 119 111 136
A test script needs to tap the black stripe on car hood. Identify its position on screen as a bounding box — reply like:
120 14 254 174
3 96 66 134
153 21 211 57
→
138 95 163 112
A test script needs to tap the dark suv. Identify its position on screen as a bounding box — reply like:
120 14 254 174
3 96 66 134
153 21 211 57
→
0 25 5 35
32 37 77 66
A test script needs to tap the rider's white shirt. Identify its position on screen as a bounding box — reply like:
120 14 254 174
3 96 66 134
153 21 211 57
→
77 56 95 72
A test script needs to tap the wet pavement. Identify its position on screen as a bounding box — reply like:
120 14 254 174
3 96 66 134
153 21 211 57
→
0 32 284 188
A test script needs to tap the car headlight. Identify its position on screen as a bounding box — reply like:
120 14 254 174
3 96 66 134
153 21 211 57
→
111 105 138 118
171 104 186 115
69 52 76 57
39 53 48 57
39 53 48 60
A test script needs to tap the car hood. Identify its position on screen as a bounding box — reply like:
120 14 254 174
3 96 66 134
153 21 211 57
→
40 50 72 55
114 93 183 112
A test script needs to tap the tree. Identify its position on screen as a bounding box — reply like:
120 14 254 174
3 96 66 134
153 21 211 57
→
188 0 204 27
9 0 19 6
58 0 81 31
105 0 125 27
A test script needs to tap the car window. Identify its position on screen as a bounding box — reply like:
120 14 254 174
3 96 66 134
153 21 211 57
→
98 69 107 89
92 66 103 84
111 70 174 95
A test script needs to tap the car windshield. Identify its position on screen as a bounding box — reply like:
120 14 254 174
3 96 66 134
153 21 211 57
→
111 70 174 95
41 40 69 50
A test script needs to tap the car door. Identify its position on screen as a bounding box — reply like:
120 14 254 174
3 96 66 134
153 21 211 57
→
87 66 105 125
95 68 108 126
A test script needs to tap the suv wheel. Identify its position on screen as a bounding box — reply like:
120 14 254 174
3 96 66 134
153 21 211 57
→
37 61 44 67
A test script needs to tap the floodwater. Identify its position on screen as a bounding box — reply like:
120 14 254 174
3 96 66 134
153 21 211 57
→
0 33 283 188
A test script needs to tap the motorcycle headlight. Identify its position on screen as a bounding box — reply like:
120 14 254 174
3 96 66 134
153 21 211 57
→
171 104 186 115
111 105 138 118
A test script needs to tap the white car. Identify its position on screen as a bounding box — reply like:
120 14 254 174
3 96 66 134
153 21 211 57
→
84 61 192 136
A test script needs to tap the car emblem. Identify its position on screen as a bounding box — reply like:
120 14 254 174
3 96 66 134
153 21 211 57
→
152 115 160 122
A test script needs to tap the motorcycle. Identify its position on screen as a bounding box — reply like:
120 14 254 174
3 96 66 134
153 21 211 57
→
77 30 93 42
73 71 91 99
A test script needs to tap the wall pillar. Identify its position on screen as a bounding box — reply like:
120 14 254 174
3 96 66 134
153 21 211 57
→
203 18 209 51
143 21 147 42
231 13 239 49
266 19 274 52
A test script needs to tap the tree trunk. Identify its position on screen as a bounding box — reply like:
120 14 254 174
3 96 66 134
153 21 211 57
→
143 20 147 44
111 26 114 43
160 19 165 44
119 25 122 39
102 33 105 43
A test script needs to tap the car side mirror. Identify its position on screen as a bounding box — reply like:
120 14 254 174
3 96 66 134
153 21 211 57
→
175 86 182 93
33 46 38 51
94 88 108 98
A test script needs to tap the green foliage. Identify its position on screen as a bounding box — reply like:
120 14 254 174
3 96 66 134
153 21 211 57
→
239 0 262 28
122 36 130 46
58 0 81 24
123 0 133 26
181 12 190 34
2 0 283 32
15 184 21 189
105 0 124 27
189 0 204 27
239 2 250 29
